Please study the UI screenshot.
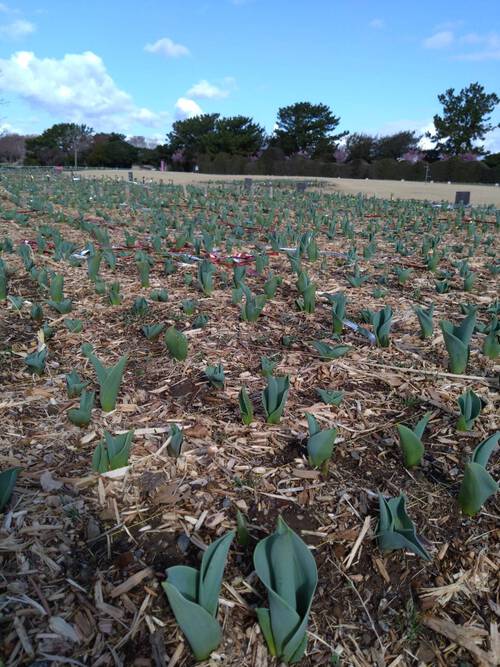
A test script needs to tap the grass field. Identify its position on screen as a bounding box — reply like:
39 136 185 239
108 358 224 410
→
0 172 498 666
78 168 500 207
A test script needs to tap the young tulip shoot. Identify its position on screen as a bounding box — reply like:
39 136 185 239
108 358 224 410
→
0 467 21 512
49 273 64 303
262 375 290 424
48 298 73 314
65 318 83 333
65 370 88 398
414 303 434 339
295 282 316 313
373 306 393 347
165 327 188 361
261 356 278 377
396 412 431 468
483 317 500 360
107 282 122 305
241 287 266 322
236 509 250 546
305 413 337 470
0 261 7 301
92 430 134 473
87 251 102 282
394 267 412 285
377 493 431 560
30 303 44 321
204 362 225 389
142 323 166 340
87 352 127 412
264 274 280 298
238 386 254 425
131 296 149 317
162 531 235 661
181 298 197 315
198 258 215 295
254 517 317 663
167 424 184 459
457 389 483 431
312 341 351 360
68 390 95 427
167 424 184 458
192 313 209 329
440 310 476 374
136 259 150 287
329 292 347 335
458 432 499 516
316 388 344 406
150 288 169 302
24 347 47 375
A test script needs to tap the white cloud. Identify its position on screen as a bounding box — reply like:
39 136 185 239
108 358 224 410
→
174 97 203 120
423 28 500 61
369 18 385 29
0 120 23 134
371 118 435 149
186 79 230 99
433 20 463 32
0 19 35 38
0 50 167 131
484 127 500 153
144 37 189 58
422 30 454 49
454 31 500 61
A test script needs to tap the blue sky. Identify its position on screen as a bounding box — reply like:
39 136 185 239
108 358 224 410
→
1 0 499 150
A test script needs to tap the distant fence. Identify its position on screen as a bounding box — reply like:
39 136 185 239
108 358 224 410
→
2 158 500 186
194 155 500 185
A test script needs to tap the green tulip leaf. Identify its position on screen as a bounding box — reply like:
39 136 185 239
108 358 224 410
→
377 493 431 560
0 467 21 512
262 376 290 424
162 531 234 661
165 327 188 361
254 516 317 663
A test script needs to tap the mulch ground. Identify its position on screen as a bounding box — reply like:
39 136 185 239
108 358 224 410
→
0 174 498 667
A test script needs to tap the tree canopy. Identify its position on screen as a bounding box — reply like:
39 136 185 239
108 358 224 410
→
345 133 376 162
210 116 266 156
272 102 348 158
86 133 138 168
25 123 93 166
427 82 500 155
167 113 220 163
344 131 420 162
374 131 421 160
166 113 265 166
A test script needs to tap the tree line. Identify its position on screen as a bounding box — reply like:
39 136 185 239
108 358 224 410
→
1 82 499 180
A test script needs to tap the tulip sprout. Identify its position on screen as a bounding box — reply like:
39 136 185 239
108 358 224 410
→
162 531 234 661
396 412 431 468
440 310 476 374
457 389 483 431
254 517 317 663
458 432 499 516
262 376 290 424
377 493 431 560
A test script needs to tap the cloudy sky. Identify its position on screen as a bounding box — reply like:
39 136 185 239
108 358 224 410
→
0 0 499 150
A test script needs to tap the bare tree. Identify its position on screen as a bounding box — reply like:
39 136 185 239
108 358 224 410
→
128 135 147 148
129 135 160 149
0 133 27 163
